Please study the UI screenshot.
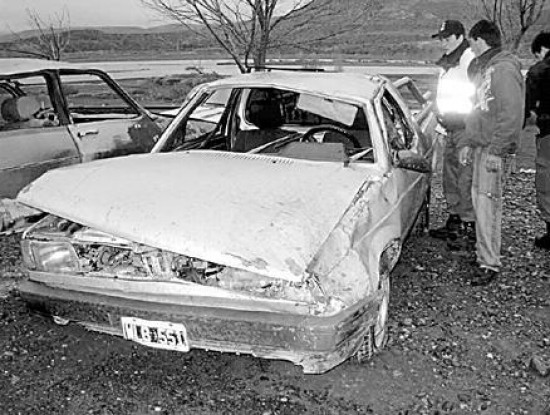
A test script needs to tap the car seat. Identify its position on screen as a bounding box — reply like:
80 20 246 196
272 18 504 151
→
233 96 290 152
0 96 43 129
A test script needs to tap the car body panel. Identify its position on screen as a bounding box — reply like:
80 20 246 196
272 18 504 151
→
0 126 80 198
19 278 380 374
308 169 428 306
197 71 382 102
66 117 159 162
18 150 374 282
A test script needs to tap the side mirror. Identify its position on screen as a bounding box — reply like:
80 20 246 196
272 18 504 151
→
395 152 432 173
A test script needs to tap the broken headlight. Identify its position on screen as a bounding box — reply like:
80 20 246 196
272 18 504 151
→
21 240 80 273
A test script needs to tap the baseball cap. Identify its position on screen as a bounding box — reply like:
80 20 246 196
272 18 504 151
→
431 20 465 39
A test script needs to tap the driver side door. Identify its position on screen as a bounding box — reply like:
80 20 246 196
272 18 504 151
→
59 72 161 162
376 88 428 236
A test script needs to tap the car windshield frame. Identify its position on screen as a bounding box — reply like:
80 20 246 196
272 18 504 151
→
152 82 379 166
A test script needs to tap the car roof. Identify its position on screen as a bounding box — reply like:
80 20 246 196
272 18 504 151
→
206 71 385 102
0 58 87 76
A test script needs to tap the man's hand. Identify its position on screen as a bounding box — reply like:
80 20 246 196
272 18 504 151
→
524 110 538 127
485 153 501 172
459 146 472 166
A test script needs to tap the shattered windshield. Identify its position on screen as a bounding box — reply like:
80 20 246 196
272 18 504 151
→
156 85 375 163
295 93 358 127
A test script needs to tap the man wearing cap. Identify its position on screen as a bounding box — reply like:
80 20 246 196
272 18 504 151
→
429 20 476 248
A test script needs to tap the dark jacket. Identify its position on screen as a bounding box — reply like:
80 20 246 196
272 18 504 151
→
459 48 525 156
525 51 550 136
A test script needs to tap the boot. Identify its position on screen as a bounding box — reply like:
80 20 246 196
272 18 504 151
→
429 214 462 240
470 267 499 286
448 221 476 252
534 222 550 250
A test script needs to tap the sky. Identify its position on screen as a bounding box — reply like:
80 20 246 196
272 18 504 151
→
1 0 165 32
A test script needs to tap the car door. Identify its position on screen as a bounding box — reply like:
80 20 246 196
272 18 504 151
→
58 71 162 162
375 88 428 236
0 75 80 198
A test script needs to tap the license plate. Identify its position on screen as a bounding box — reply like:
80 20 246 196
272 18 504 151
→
121 317 189 352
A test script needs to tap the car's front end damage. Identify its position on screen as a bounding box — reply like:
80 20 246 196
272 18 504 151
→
20 216 381 374
17 151 386 374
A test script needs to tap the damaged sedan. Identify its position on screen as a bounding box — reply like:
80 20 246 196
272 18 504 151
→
17 72 438 374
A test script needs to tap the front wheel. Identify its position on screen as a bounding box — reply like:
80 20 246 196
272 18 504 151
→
413 187 431 237
354 275 390 363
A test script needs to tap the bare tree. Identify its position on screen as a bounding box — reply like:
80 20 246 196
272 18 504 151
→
7 8 71 60
141 0 382 73
469 0 546 51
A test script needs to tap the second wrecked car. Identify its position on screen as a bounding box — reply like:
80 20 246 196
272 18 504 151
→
0 58 169 199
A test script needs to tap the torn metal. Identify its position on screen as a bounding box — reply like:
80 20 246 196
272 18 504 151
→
0 198 43 235
23 215 347 316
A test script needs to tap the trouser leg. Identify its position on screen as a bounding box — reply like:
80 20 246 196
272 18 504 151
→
535 134 550 223
471 148 506 271
442 136 460 216
443 130 474 222
454 131 475 223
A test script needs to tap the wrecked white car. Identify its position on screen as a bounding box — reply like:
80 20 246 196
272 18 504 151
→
17 72 437 374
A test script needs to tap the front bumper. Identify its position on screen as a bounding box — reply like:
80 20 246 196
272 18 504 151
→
19 279 379 374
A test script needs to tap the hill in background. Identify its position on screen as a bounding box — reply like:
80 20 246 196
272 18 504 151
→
0 0 548 62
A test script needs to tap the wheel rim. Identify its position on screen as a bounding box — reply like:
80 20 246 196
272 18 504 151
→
374 278 390 349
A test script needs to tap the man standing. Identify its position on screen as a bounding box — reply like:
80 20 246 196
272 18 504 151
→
458 20 525 286
429 20 476 244
525 32 550 250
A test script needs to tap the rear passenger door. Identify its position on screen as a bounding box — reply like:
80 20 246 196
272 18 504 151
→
0 74 80 198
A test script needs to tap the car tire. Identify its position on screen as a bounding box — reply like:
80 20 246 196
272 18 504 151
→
413 187 430 236
354 272 390 363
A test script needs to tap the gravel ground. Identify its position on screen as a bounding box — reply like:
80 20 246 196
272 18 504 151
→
1 131 549 415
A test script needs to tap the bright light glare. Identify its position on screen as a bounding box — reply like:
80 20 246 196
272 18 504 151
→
437 79 475 114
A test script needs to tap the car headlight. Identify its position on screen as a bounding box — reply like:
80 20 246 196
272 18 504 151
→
21 240 80 273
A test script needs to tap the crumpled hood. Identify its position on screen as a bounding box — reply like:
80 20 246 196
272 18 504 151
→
18 151 372 281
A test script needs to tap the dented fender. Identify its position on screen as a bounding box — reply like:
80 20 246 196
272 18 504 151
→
309 177 403 306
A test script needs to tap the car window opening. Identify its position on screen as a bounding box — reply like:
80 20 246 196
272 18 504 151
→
0 78 58 131
60 74 140 124
159 86 375 163
381 92 415 152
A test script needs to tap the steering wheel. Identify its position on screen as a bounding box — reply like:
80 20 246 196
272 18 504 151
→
299 125 361 150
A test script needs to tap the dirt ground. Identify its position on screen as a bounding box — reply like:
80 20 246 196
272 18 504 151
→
0 128 549 415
